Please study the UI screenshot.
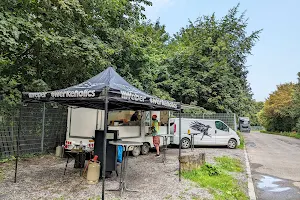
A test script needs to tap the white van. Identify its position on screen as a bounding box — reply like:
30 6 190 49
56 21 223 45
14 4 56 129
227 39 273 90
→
170 118 240 149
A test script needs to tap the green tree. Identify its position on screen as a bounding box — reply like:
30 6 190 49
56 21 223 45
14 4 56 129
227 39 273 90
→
0 1 261 120
292 72 300 131
161 4 261 115
0 0 152 113
258 83 296 131
249 100 264 126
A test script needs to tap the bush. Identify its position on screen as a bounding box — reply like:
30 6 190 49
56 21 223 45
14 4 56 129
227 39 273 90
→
295 118 300 133
260 130 300 139
236 131 245 149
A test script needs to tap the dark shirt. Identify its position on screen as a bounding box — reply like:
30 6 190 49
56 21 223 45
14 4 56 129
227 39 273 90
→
130 113 138 121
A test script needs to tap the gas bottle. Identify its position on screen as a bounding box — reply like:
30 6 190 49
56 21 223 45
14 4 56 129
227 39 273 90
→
87 160 101 184
55 145 63 157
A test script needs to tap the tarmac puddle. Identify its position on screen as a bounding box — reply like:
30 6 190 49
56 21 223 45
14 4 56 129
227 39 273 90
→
258 175 291 192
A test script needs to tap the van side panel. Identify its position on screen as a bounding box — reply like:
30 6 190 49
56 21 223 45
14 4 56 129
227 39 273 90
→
171 118 216 146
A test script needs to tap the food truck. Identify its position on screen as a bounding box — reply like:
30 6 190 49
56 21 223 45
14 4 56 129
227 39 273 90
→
64 107 173 157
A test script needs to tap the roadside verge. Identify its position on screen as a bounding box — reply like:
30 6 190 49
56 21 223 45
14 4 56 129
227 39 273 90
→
244 146 257 200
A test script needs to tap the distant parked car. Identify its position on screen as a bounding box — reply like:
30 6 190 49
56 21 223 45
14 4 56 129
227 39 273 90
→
239 117 251 133
170 118 240 149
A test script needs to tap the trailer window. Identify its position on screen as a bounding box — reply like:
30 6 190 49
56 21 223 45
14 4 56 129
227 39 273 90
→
215 121 229 132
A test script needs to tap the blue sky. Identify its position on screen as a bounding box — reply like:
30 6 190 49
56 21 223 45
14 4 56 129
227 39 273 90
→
144 0 300 101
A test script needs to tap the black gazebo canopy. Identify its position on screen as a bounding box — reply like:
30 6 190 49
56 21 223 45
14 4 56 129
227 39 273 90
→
22 67 181 111
16 67 182 200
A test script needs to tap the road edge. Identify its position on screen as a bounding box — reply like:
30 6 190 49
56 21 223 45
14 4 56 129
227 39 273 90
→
244 146 257 200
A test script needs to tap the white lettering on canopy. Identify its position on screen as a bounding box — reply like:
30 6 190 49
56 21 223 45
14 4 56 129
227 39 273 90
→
120 90 178 109
51 90 95 98
28 90 96 99
121 91 146 102
28 92 47 99
150 98 178 109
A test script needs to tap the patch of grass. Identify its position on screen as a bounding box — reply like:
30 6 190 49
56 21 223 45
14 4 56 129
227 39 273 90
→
214 156 243 172
182 163 248 200
191 195 205 200
191 196 210 200
88 196 102 200
0 168 4 182
164 194 172 199
236 131 245 149
260 130 300 139
0 153 50 163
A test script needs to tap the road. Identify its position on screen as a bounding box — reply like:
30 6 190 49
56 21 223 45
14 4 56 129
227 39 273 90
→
244 132 300 200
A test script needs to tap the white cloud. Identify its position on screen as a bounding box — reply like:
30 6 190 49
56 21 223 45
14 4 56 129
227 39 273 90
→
144 0 174 21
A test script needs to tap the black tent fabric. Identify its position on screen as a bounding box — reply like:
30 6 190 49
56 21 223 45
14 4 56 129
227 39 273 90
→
22 67 180 111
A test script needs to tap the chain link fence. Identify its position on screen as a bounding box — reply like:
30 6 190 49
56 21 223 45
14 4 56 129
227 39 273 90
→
250 126 264 131
0 103 67 160
172 112 237 130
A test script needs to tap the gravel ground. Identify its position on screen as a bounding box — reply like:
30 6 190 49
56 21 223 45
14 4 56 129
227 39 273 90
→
0 147 247 200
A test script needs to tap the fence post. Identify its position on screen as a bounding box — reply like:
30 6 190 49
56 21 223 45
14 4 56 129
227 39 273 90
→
234 113 237 131
41 103 46 153
11 115 14 156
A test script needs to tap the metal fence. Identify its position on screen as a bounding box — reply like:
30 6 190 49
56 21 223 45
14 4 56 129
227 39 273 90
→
250 126 265 131
172 112 237 131
0 103 67 160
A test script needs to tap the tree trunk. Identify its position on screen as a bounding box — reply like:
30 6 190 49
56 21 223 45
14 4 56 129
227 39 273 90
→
179 153 205 171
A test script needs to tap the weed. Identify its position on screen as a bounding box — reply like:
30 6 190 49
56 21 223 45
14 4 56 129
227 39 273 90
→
191 196 209 200
191 196 201 200
236 131 245 149
0 156 16 163
202 163 222 176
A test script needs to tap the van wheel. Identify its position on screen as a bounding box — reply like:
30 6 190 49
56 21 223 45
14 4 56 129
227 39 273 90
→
132 146 141 157
180 138 191 149
141 143 150 155
228 139 237 149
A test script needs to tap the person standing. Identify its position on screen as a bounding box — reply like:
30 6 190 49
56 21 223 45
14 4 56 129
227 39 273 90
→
151 114 160 157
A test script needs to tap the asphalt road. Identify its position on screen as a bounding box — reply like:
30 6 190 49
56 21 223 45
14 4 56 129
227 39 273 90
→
244 132 300 200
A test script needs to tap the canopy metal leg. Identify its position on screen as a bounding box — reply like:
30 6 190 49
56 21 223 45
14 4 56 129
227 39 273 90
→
102 89 109 200
163 136 167 164
179 103 182 181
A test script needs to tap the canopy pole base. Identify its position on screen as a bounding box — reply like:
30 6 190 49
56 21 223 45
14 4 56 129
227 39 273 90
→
102 88 109 200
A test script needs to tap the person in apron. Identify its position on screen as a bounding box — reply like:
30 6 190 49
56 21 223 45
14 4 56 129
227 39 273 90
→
151 114 160 157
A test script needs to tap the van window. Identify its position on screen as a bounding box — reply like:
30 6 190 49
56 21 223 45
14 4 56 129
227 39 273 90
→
215 121 229 132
